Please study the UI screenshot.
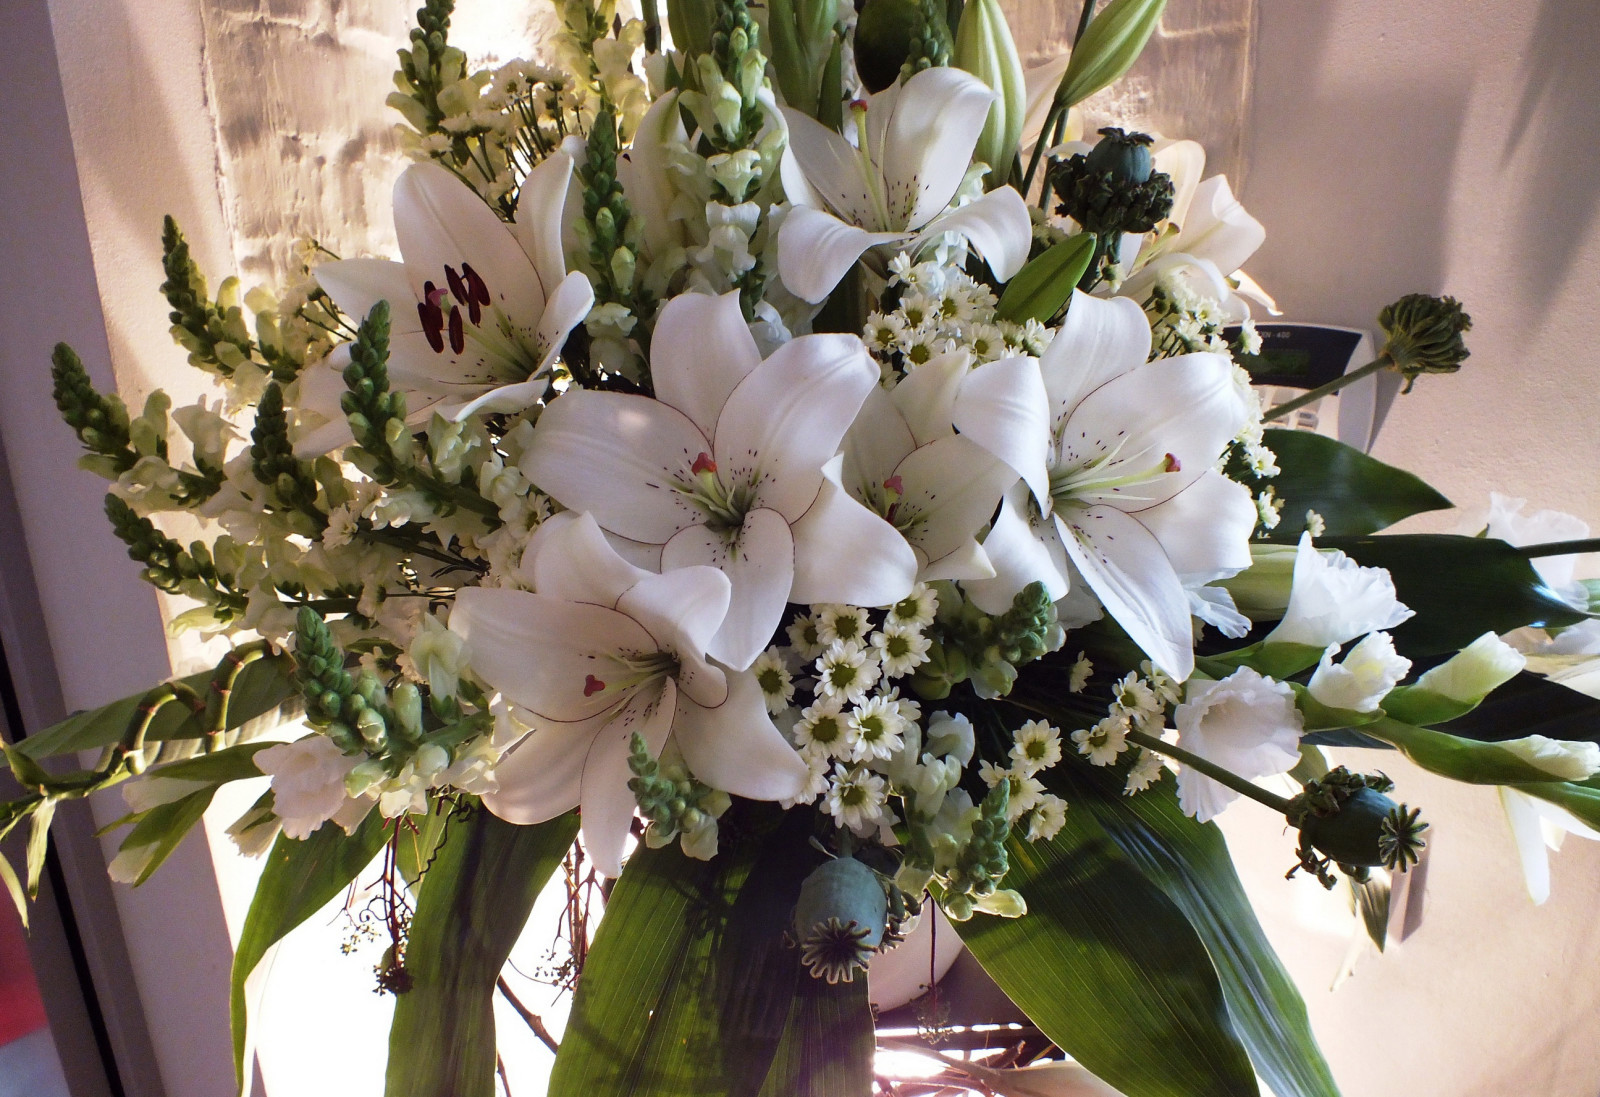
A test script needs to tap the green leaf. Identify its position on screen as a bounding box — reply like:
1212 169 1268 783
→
0 851 25 929
21 651 296 760
394 796 453 893
116 786 217 886
1058 767 1341 1097
1258 429 1452 540
231 812 389 1089
996 235 1096 323
1360 716 1565 785
757 969 874 1097
1432 670 1600 745
955 790 1258 1097
25 798 56 898
142 741 273 783
2 743 53 788
1054 0 1168 109
385 807 576 1097
1322 534 1590 656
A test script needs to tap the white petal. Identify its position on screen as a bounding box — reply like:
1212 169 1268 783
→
451 588 655 721
913 186 1032 282
1500 787 1552 906
522 511 652 606
520 390 709 543
513 148 576 296
791 456 918 606
892 437 1017 577
620 91 689 258
581 681 677 877
964 484 1069 614
663 508 795 671
782 108 879 226
921 537 994 583
673 669 809 801
872 67 997 229
952 354 1051 505
443 377 551 420
1172 175 1264 277
1152 138 1207 229
615 567 732 708
532 272 595 374
716 332 878 522
291 349 356 458
1041 291 1152 423
844 385 917 488
1058 503 1194 680
890 348 969 446
1134 470 1257 584
777 205 905 302
651 290 763 438
482 712 603 824
314 258 421 329
1021 53 1073 153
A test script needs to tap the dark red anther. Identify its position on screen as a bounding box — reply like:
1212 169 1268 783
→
448 306 465 355
445 265 468 308
583 674 606 697
461 262 489 326
418 300 445 353
1164 453 1181 473
692 452 717 475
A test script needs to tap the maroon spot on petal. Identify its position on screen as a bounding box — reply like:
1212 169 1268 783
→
584 674 606 697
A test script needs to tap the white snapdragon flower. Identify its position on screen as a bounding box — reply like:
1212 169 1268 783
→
409 613 468 700
1265 532 1414 648
1173 667 1303 822
1307 631 1411 713
254 736 367 840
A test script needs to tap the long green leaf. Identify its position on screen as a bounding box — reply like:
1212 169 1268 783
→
1259 429 1451 540
21 652 296 760
996 235 1096 323
118 787 217 886
758 969 874 1097
25 798 56 897
0 851 25 929
386 806 577 1097
956 796 1257 1097
1059 766 1341 1097
231 812 389 1088
1433 670 1600 745
1323 534 1590 656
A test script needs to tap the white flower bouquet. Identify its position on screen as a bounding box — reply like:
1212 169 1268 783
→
6 0 1600 1093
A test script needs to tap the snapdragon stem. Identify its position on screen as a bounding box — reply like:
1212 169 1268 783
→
1123 727 1293 815
1520 537 1600 559
1262 356 1389 422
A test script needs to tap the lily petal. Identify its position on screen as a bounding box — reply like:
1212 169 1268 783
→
891 348 969 446
673 668 810 801
616 567 733 709
531 272 595 375
1042 291 1152 422
580 681 677 877
1133 469 1257 584
965 484 1070 614
1172 175 1264 278
791 455 918 606
651 290 764 438
663 508 795 671
953 354 1051 505
782 109 879 226
521 511 652 606
313 258 422 330
892 437 1017 578
481 710 605 824
1500 786 1552 906
872 67 997 229
777 205 906 303
913 185 1032 282
513 148 576 296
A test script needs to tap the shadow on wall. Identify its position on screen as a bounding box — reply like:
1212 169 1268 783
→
1502 0 1600 326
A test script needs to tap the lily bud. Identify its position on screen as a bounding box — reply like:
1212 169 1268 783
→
1377 293 1472 391
1053 0 1168 110
953 0 1025 186
854 0 923 93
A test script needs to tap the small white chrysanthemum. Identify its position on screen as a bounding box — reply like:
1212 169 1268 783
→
871 622 932 678
751 646 796 715
1072 714 1129 767
965 322 1008 362
977 759 1009 789
847 695 908 762
887 584 939 630
1257 486 1282 530
1009 720 1064 775
794 699 852 758
815 640 882 705
898 291 937 328
786 613 826 659
1112 673 1161 719
817 604 873 646
898 331 940 369
782 747 832 808
1068 653 1093 693
1027 795 1069 841
1004 772 1046 822
825 764 889 831
864 311 910 353
1123 748 1166 795
1305 509 1326 538
1140 661 1183 708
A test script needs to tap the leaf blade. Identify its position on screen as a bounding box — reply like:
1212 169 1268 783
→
1258 429 1452 540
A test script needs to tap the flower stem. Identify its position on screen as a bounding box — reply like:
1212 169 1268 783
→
1123 727 1293 815
1074 0 1098 45
1519 537 1600 559
1261 356 1390 422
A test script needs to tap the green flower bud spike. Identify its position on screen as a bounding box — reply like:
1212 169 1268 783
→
1265 292 1472 420
793 856 888 984
1285 767 1428 888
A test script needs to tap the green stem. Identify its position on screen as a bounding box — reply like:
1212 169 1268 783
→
203 641 273 737
1520 537 1600 559
1124 727 1293 815
1073 0 1097 45
1020 103 1062 197
1262 356 1390 422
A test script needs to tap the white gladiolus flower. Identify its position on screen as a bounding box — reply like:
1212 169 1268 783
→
1482 492 1590 600
1499 787 1600 905
520 290 917 670
964 290 1255 679
1413 631 1525 704
1495 735 1600 782
776 67 1032 302
1265 532 1414 649
1307 631 1411 713
449 512 808 876
254 736 364 840
1173 667 1303 822
298 155 594 454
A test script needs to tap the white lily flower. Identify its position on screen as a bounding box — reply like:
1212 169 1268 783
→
297 155 594 455
1499 786 1600 905
1174 666 1304 822
964 290 1255 679
450 512 809 876
521 290 917 670
841 349 1027 582
1308 631 1411 713
776 67 1032 302
1264 532 1414 649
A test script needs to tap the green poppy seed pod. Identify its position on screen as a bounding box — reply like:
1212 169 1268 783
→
794 856 887 983
1084 127 1153 185
1299 786 1426 870
854 0 923 93
1378 293 1471 391
953 0 1024 186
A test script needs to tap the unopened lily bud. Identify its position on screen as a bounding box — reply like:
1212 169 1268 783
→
953 0 1024 187
1378 293 1471 391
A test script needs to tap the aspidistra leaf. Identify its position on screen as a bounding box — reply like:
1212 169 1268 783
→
1258 429 1451 540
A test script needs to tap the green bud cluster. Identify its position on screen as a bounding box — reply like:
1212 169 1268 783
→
575 106 651 382
941 779 1010 921
104 495 247 617
160 218 300 383
899 0 953 83
625 732 722 845
912 581 1065 700
1050 128 1175 236
339 302 410 483
292 608 426 757
51 343 137 475
1377 293 1472 391
707 0 767 152
393 0 465 134
250 383 325 528
1286 767 1427 888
